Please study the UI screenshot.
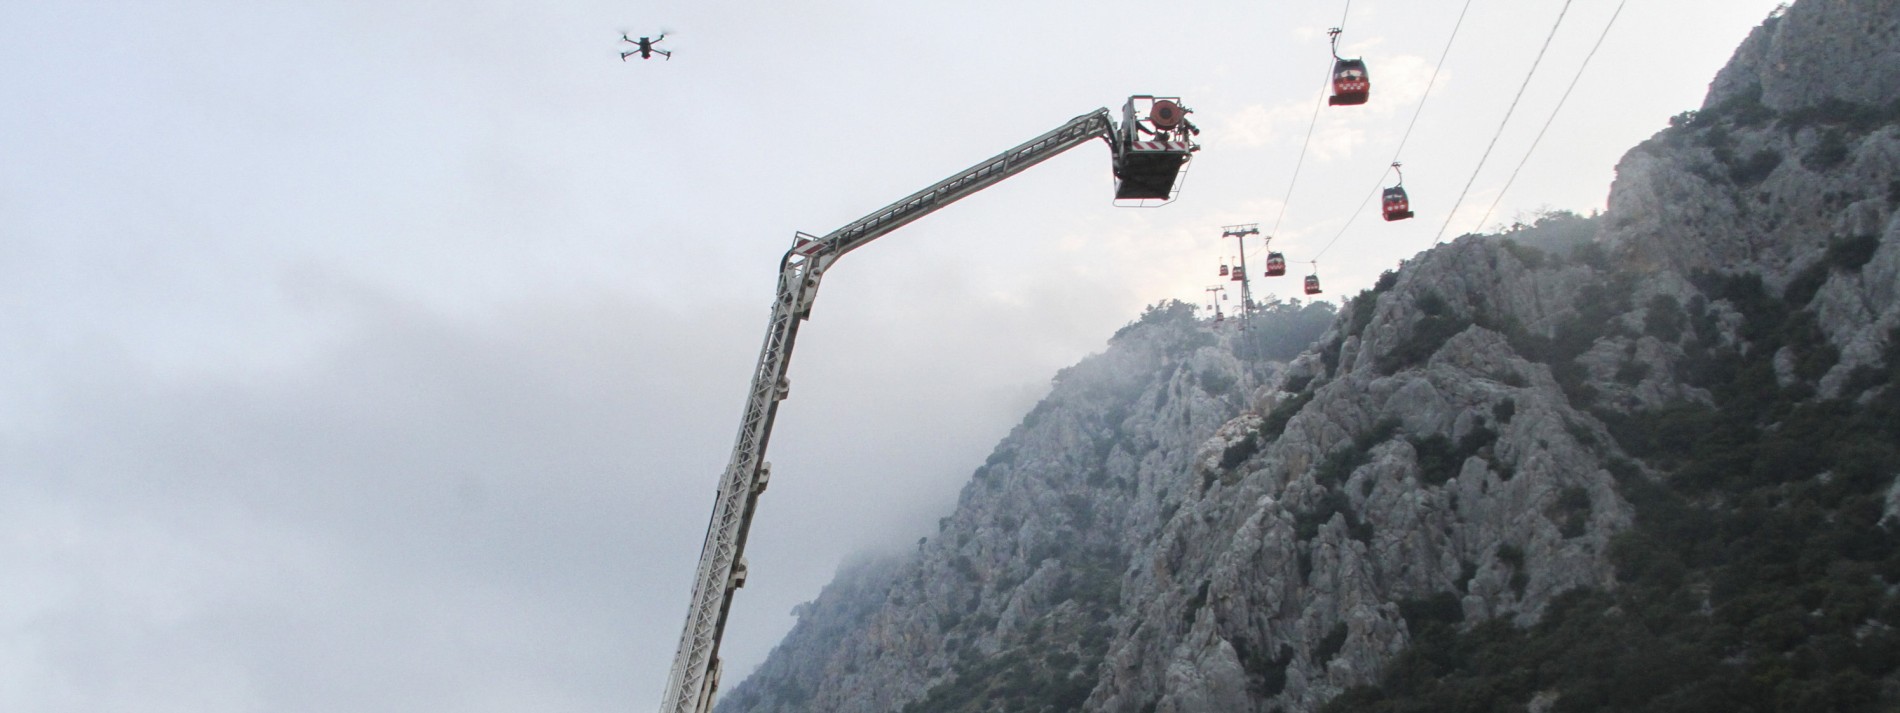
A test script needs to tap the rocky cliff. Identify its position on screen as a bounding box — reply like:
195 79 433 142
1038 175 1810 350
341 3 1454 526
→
719 1 1900 711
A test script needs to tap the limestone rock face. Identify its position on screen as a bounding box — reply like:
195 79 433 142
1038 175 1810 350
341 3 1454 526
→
1087 247 1638 713
1602 0 1900 396
717 2 1900 711
717 304 1279 713
1706 0 1900 114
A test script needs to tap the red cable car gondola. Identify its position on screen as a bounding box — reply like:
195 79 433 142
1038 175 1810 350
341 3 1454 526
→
1265 252 1287 277
1230 266 1245 282
1304 263 1323 295
1383 162 1414 221
1326 29 1369 107
1219 263 1230 277
1383 187 1414 221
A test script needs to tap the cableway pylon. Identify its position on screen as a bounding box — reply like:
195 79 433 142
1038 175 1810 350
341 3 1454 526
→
1220 223 1260 329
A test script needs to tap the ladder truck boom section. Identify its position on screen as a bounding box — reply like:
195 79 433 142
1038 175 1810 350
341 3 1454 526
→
659 96 1197 713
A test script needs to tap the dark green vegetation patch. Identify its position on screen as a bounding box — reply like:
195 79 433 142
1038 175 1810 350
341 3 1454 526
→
1380 292 1474 374
1410 425 1499 487
1323 253 1900 712
902 549 1122 713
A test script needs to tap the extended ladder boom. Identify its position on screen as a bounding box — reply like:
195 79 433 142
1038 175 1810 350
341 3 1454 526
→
658 97 1196 713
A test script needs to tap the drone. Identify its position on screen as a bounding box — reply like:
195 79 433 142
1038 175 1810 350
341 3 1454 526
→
620 32 671 61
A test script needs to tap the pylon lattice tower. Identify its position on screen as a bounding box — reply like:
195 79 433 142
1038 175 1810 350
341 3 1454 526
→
1204 285 1228 322
1221 224 1260 329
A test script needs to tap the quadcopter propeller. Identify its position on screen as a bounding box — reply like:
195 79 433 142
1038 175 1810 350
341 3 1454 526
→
656 29 677 59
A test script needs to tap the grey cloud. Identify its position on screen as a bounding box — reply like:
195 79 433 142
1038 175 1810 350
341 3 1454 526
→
1 280 752 711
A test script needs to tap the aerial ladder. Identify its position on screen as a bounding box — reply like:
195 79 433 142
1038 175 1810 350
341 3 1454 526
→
658 96 1199 713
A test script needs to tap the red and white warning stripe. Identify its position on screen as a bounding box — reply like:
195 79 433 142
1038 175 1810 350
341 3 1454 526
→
791 238 827 257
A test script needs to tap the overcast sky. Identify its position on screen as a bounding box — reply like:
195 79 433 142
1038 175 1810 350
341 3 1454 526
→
2 0 1785 710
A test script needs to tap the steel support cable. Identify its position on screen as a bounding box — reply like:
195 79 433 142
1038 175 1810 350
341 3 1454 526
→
1470 0 1626 233
1312 167 1392 261
1310 0 1477 262
1268 66 1335 241
1430 0 1576 246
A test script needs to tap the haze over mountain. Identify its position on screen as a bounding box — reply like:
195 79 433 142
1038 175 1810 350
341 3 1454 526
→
717 1 1900 710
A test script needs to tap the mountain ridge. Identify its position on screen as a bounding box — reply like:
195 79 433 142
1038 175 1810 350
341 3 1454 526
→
718 1 1900 710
